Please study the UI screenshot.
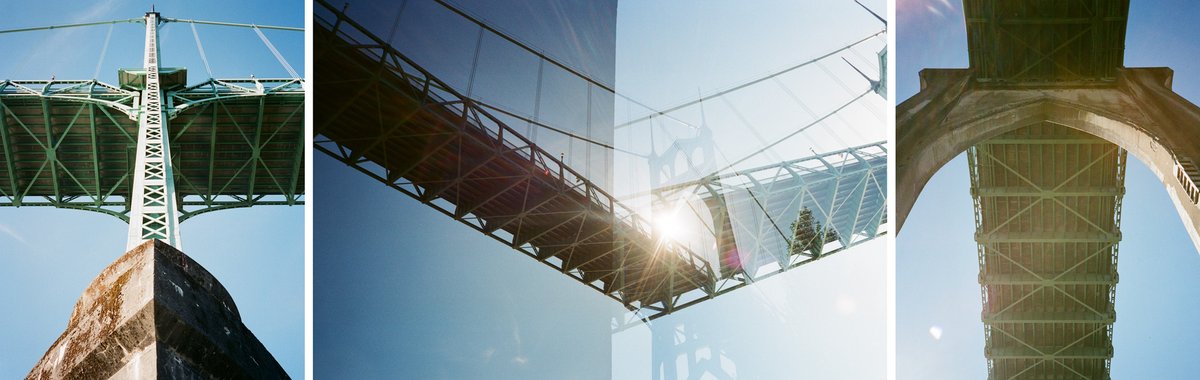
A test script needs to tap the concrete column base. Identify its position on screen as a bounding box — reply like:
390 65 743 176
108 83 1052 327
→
26 240 288 380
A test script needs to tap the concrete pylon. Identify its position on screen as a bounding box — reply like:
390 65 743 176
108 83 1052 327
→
25 240 288 379
897 67 1200 253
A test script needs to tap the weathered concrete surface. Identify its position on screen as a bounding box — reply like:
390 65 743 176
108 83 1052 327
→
26 240 289 380
898 67 1200 253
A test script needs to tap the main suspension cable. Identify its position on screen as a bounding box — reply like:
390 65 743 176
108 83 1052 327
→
0 18 142 34
162 18 302 32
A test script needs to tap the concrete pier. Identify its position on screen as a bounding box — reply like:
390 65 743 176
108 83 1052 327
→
897 67 1200 253
26 240 288 379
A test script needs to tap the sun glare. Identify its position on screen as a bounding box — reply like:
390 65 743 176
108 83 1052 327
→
655 211 686 242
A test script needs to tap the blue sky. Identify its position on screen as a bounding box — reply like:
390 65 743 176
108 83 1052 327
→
315 0 888 378
0 1 304 378
897 0 1200 378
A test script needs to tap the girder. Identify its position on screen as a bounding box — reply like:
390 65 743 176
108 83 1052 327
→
652 143 888 288
964 0 1129 85
0 79 305 222
980 272 1117 286
971 123 1125 380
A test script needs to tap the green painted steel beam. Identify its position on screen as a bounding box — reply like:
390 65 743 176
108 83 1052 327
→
287 120 303 203
0 102 18 201
40 98 62 203
245 97 265 199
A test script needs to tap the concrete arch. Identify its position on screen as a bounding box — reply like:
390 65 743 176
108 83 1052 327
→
897 67 1200 252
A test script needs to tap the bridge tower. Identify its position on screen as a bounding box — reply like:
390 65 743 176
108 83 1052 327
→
126 9 182 249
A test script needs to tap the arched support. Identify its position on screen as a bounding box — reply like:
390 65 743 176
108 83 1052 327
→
898 67 1200 253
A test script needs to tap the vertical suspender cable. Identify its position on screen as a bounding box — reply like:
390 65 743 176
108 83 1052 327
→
190 22 215 78
92 23 114 79
253 25 299 79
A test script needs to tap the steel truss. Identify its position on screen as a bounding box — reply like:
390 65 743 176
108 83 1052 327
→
316 0 887 321
969 123 1126 380
2 67 303 246
963 0 1129 85
646 143 887 298
0 78 304 219
126 10 180 247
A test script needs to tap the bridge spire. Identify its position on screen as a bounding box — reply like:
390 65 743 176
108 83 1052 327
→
126 10 182 250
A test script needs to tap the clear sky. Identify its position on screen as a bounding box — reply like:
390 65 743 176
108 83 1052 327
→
0 1 304 378
315 0 888 378
897 0 1200 378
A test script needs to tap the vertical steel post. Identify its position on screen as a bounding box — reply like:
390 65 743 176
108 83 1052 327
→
127 10 181 250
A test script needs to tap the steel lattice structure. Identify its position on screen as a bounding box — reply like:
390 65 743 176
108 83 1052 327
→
0 11 305 249
895 2 1151 378
128 11 180 247
646 143 887 300
969 125 1125 379
315 0 887 321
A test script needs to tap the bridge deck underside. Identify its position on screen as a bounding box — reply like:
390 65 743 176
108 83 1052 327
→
964 0 1128 84
0 83 305 220
314 20 713 310
971 123 1125 380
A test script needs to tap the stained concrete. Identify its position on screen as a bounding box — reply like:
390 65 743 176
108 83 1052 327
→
26 240 288 380
897 67 1200 253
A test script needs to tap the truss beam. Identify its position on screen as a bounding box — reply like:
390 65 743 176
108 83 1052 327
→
970 123 1126 380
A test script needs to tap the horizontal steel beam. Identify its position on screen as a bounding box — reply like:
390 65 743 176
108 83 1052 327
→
980 272 1117 285
974 187 1123 197
977 231 1121 244
986 346 1112 360
983 311 1114 324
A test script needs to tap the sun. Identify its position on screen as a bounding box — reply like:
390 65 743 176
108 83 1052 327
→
654 210 687 242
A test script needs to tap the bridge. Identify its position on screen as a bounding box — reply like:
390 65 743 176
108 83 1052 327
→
899 1 1200 378
1 8 303 379
0 12 305 250
315 0 887 321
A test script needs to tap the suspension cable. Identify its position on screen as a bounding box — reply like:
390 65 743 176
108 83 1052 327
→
190 22 215 78
704 89 872 179
418 0 697 131
0 18 142 34
253 26 300 79
92 24 114 79
162 18 302 31
614 29 884 129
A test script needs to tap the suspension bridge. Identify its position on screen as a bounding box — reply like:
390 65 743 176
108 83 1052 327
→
315 0 887 322
1 8 303 379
